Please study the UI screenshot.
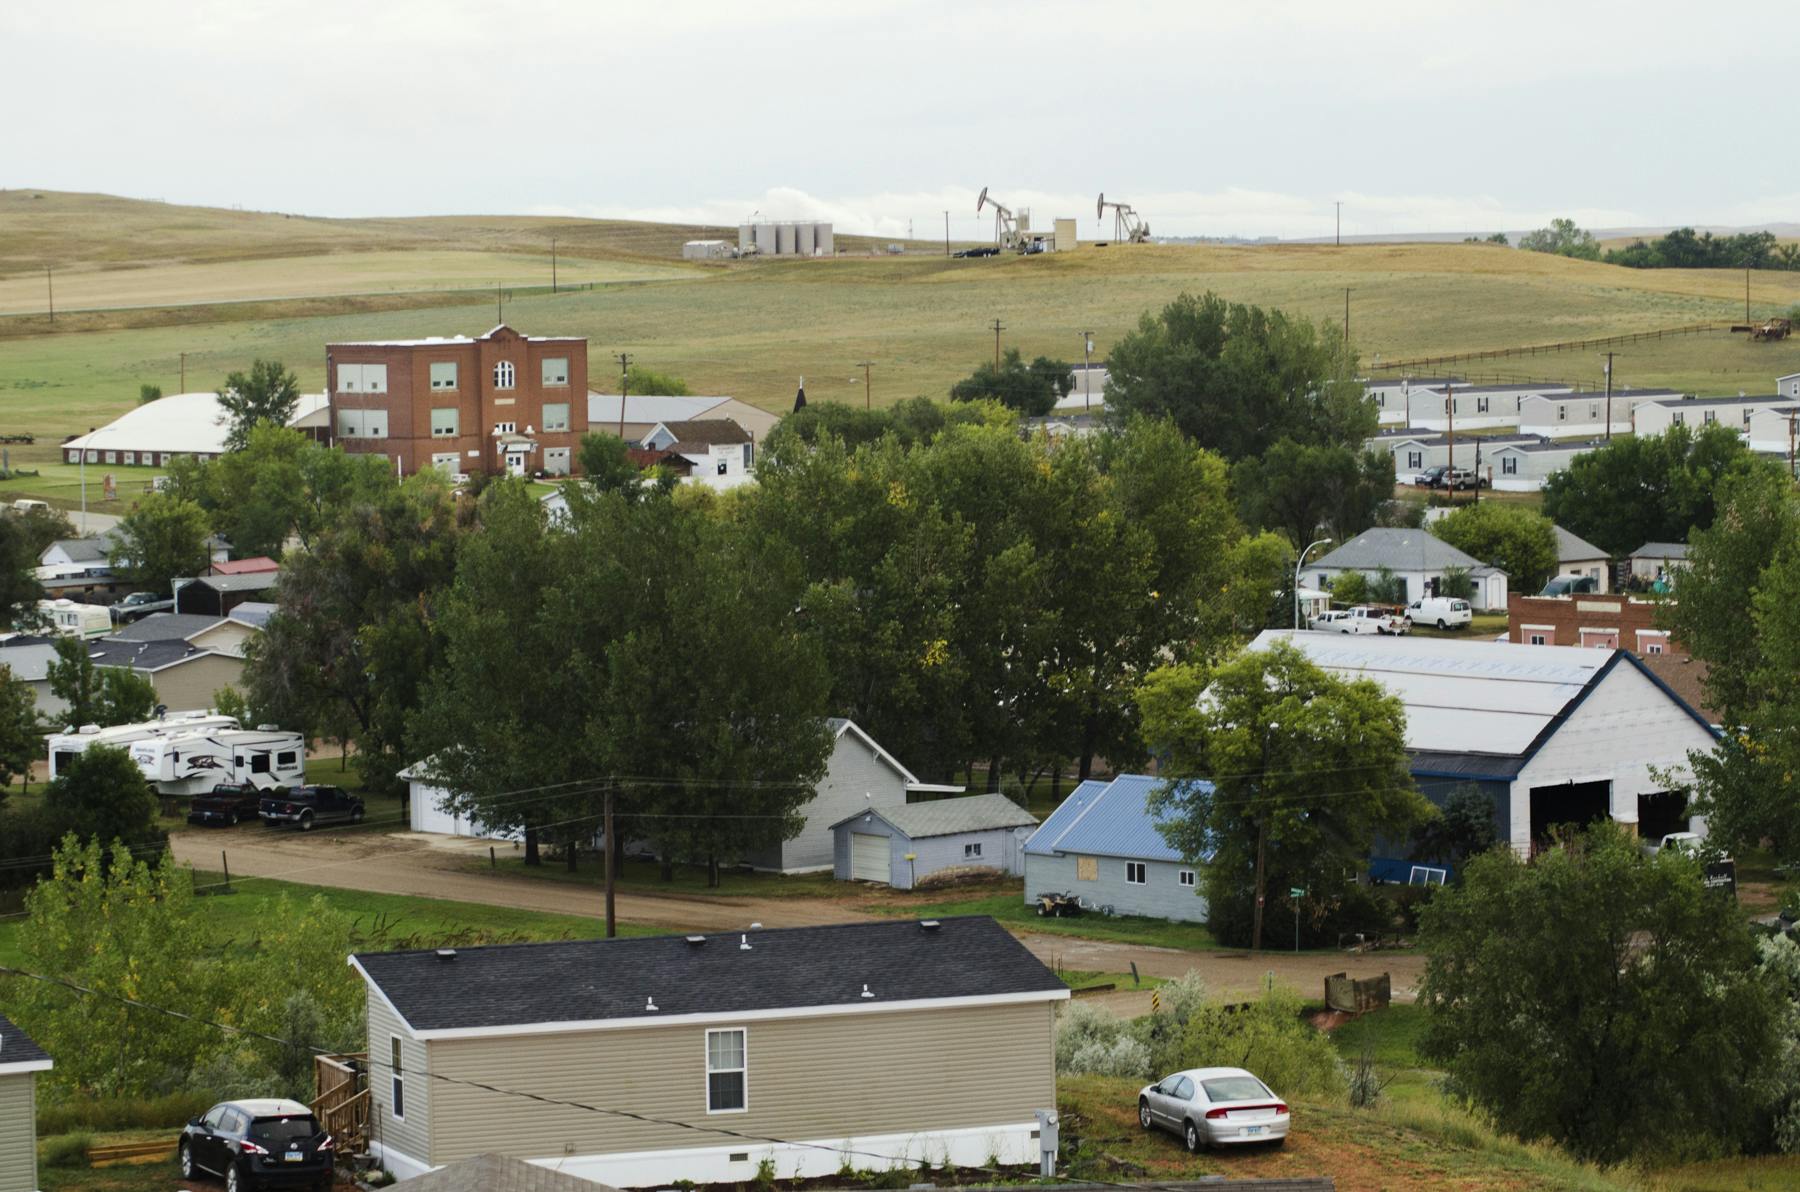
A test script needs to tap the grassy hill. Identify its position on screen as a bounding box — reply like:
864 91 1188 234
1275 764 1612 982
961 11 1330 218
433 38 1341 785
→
4 192 1800 465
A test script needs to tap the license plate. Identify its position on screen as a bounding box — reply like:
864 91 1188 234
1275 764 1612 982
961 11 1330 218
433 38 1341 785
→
1242 1125 1264 1136
284 1152 305 1162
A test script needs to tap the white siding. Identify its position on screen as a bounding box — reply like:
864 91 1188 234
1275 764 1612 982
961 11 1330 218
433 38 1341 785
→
751 729 909 873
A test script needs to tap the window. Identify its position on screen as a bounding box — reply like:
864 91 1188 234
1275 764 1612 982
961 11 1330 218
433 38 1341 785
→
1557 405 1567 421
432 452 460 474
1672 411 1685 427
717 457 729 476
1703 410 1717 425
541 357 569 387
430 361 458 391
1124 861 1147 885
1406 451 1423 469
390 1035 405 1120
123 452 135 465
337 408 389 439
963 842 983 859
431 407 460 438
1476 396 1490 413
1178 869 1196 888
336 363 388 393
249 752 271 774
1647 640 1665 655
1529 633 1548 645
1502 456 1518 475
541 402 570 432
85 450 97 463
1589 403 1599 419
1374 393 1384 408
493 421 517 435
277 751 297 767
203 1105 228 1130
706 1028 747 1113
493 361 516 390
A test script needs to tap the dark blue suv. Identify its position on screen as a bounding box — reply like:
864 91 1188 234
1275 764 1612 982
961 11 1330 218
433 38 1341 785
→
178 1099 334 1192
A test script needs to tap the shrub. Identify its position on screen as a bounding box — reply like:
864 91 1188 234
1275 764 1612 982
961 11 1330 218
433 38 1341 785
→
1068 1034 1152 1078
37 1090 212 1134
38 1132 92 1169
1055 1001 1128 1072
1173 989 1347 1099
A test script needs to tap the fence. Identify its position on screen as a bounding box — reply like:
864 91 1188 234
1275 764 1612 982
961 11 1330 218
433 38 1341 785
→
1371 321 1732 374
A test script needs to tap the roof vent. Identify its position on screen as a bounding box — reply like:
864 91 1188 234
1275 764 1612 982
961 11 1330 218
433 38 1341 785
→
861 984 875 999
685 935 707 946
436 949 457 963
919 919 941 931
749 922 762 929
256 723 278 732
645 996 659 1012
739 934 752 951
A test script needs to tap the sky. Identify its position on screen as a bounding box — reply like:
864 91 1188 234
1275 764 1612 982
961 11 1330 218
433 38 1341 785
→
4 0 1796 240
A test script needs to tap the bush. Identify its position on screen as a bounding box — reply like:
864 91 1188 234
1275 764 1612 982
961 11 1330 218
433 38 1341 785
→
1069 1033 1152 1078
38 1132 92 1169
1173 989 1347 1099
37 1090 212 1134
1055 1001 1129 1073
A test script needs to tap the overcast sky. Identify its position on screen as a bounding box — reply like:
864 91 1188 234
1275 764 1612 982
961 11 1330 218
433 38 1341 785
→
6 0 1795 240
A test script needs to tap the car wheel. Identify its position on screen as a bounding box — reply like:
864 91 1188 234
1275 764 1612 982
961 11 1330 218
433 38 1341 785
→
1138 1099 1152 1130
351 806 365 823
226 1162 243 1192
1437 619 1447 630
299 810 315 831
1184 1119 1203 1153
179 1141 194 1179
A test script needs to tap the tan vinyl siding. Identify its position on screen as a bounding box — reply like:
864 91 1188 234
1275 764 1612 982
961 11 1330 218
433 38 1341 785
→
366 989 431 1165
0 1071 37 1192
426 1000 1056 1164
145 654 245 714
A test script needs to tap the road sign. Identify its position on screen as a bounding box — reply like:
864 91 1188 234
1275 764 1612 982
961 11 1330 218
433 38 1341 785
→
1290 887 1305 898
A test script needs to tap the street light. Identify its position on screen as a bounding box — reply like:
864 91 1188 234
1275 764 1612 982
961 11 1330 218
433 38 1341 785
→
1294 537 1334 629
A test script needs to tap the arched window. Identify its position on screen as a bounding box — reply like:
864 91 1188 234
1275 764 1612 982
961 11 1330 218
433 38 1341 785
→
494 360 516 390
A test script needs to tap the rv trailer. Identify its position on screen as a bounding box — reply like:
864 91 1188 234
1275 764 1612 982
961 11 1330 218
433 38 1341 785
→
45 711 242 780
127 726 306 795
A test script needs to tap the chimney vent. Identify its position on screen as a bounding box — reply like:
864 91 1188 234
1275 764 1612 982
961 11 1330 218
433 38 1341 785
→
645 996 659 1012
436 949 456 962
920 920 941 931
685 935 707 946
739 934 752 951
861 984 875 999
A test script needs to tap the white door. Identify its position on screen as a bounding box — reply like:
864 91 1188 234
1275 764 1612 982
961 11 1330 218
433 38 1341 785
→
850 833 889 883
506 450 527 476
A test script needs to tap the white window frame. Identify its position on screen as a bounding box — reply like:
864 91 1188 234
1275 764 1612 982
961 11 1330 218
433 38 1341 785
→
1124 861 1147 885
493 421 517 435
1406 451 1422 469
1528 633 1548 646
431 407 460 438
390 1034 405 1122
430 361 458 391
541 401 570 433
1589 403 1599 419
1672 411 1685 427
963 842 982 859
1178 869 1196 888
541 357 570 387
1476 396 1490 413
705 1027 748 1115
494 360 516 390
1557 405 1568 421
1502 456 1518 475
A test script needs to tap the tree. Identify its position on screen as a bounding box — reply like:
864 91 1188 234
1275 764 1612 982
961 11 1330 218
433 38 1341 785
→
1231 440 1392 549
948 348 1074 416
42 744 164 857
12 504 75 559
1418 822 1780 1162
1518 218 1600 260
1437 566 1474 601
0 664 39 796
45 635 100 727
623 365 691 396
1329 570 1369 606
110 493 211 595
1139 639 1429 950
575 432 674 505
1430 501 1557 593
1542 425 1785 557
138 383 162 404
1410 784 1497 868
0 513 45 630
1104 292 1374 459
218 359 300 452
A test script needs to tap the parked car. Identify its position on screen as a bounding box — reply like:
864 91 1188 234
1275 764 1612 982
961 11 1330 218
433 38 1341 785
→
178 1098 335 1192
259 785 365 831
1641 831 1705 858
188 782 265 827
9 498 49 515
111 590 175 624
1539 574 1600 596
1309 610 1354 632
1412 465 1447 488
1406 596 1473 630
1444 467 1483 490
1138 1067 1289 1151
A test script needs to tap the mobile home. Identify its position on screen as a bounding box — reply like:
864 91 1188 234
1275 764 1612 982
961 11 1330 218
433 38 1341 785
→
126 726 305 795
45 711 241 778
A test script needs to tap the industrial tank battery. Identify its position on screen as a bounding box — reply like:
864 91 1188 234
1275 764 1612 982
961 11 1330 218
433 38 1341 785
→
738 224 754 254
794 221 816 256
776 223 797 255
754 223 778 255
814 223 835 255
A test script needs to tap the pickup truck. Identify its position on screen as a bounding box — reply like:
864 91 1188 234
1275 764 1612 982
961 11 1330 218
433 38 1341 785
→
1313 606 1408 635
111 591 175 624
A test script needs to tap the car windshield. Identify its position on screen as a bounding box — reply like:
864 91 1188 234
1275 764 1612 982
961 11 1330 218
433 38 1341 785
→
249 1116 319 1144
1200 1076 1270 1102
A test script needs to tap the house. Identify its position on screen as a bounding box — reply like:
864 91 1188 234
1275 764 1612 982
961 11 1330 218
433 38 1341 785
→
830 793 1039 888
1745 404 1800 454
1052 364 1109 414
175 571 279 618
1627 542 1688 585
209 556 279 577
109 610 263 660
1780 373 1800 400
348 917 1066 1186
0 635 63 719
1247 630 1720 855
1551 525 1611 593
327 325 588 478
1405 382 1573 432
60 391 329 467
82 637 245 714
1509 594 1672 653
586 394 781 445
1632 394 1797 438
1517 389 1679 438
0 1013 52 1192
639 419 755 489
1306 527 1509 611
37 531 119 571
1486 439 1602 493
1361 377 1461 428
1022 774 1209 923
1375 430 1542 480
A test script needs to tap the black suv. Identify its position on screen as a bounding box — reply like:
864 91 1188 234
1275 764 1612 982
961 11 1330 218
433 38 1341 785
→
259 785 365 831
178 1099 334 1192
189 783 264 827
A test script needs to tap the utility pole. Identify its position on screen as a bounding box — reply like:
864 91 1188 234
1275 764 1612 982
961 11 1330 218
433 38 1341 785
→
1445 381 1455 495
1343 288 1351 347
1746 268 1751 323
496 284 503 324
45 267 53 324
603 786 616 938
856 361 873 409
1335 201 1342 246
1081 331 1094 414
551 237 558 294
615 353 632 437
990 318 1005 372
179 352 186 392
944 210 950 257
1604 351 1615 440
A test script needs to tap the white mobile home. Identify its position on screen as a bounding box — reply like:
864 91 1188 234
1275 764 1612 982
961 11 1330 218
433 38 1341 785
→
1633 394 1796 438
1517 389 1677 438
1406 382 1573 432
37 598 113 639
1778 373 1800 400
1487 439 1601 493
1746 404 1800 454
126 726 305 794
45 711 241 778
1362 377 1461 428
1377 431 1541 479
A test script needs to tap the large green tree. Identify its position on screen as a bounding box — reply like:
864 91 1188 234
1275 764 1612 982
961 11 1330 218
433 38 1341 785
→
1104 292 1374 459
949 348 1075 416
1518 217 1601 260
1430 501 1558 593
1418 822 1780 1162
575 432 675 505
109 493 211 595
41 744 164 856
45 636 157 728
1231 440 1393 549
1139 639 1429 950
1542 425 1784 557
218 359 300 452
0 664 39 796
0 512 46 629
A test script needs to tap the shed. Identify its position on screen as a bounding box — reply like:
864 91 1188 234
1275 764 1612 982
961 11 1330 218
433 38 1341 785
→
1022 774 1210 922
175 571 279 618
681 240 735 261
1627 541 1689 584
1551 524 1610 593
830 793 1039 887
0 1013 52 1192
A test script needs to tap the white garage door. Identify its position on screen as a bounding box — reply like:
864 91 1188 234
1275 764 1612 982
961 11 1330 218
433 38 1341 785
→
850 833 889 883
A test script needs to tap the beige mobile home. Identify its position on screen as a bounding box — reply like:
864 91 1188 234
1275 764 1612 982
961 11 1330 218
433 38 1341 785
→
0 1014 52 1192
350 917 1066 1187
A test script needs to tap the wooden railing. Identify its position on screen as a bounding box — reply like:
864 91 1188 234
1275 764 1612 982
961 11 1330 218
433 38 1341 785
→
313 1052 370 1150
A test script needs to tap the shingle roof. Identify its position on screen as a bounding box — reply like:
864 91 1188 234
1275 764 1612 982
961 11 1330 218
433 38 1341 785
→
1023 774 1205 863
1630 542 1689 560
352 916 1065 1035
87 637 213 672
659 418 751 446
833 793 1038 838
1552 525 1608 564
44 532 118 564
0 1012 51 1070
401 1154 620 1192
0 637 60 683
193 572 280 593
109 613 222 642
1314 528 1488 574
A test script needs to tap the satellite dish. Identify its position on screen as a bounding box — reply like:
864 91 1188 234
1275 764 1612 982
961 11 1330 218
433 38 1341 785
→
1096 193 1105 220
976 185 988 212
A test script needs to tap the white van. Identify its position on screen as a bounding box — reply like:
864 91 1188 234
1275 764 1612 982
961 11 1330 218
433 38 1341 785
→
1407 596 1473 630
10 499 50 514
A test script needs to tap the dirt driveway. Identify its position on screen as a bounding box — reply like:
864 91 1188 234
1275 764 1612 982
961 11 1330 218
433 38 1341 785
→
169 827 1422 1003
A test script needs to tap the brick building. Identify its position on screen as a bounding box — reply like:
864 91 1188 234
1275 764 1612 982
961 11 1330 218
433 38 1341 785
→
1509 594 1676 654
326 325 588 477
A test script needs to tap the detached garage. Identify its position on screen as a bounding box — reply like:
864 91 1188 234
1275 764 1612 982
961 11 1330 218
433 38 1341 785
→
830 794 1039 888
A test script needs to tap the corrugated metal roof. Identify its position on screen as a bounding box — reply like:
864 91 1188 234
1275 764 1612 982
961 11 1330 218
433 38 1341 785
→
62 392 326 454
1024 774 1207 863
835 793 1038 838
585 394 731 425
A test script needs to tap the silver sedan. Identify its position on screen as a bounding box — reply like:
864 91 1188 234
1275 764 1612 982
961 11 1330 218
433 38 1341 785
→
1138 1066 1289 1150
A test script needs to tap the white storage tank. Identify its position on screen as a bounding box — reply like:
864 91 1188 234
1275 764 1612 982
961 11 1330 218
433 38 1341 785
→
815 222 835 255
794 221 815 256
754 223 778 255
739 223 754 254
776 222 797 255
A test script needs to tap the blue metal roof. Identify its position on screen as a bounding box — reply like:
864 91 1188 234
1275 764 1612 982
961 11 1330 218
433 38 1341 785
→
1023 774 1210 863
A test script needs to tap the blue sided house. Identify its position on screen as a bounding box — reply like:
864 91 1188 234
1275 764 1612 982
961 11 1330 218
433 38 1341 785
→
1021 774 1211 923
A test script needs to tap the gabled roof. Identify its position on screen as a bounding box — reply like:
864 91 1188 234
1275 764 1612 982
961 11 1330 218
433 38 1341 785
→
1023 774 1204 863
830 792 1038 838
42 531 119 564
210 557 279 576
87 637 222 673
0 1012 52 1075
655 418 752 447
350 917 1066 1038
1553 525 1608 563
1630 542 1689 560
1313 528 1488 575
109 613 224 642
827 718 960 792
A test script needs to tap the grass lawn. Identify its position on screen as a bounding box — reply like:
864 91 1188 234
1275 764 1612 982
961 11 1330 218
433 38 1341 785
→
475 854 844 900
877 885 1222 951
1410 611 1509 640
1059 968 1166 992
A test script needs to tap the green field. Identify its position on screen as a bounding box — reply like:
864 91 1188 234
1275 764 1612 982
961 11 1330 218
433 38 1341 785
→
6 192 1800 478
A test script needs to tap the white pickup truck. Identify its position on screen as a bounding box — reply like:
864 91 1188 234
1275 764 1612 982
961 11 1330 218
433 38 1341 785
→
1311 606 1408 635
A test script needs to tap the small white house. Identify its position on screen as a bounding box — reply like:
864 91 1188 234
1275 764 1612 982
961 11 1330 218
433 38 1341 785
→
830 793 1039 888
1406 382 1573 432
1308 527 1509 611
641 419 755 490
1628 542 1689 585
1633 395 1794 438
1778 373 1800 400
1517 390 1677 438
1551 525 1611 593
1487 439 1601 493
1746 404 1800 454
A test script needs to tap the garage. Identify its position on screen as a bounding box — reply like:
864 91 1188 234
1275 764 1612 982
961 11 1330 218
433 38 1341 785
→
850 832 890 883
